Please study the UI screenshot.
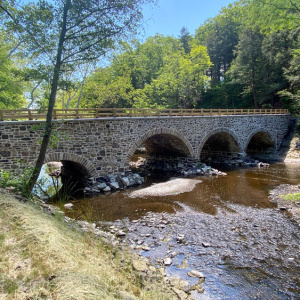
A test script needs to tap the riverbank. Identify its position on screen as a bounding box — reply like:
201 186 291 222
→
269 184 300 225
0 192 175 300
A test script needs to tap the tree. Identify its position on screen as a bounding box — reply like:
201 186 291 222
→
229 28 264 108
0 0 155 195
179 27 192 54
195 5 241 87
0 30 26 108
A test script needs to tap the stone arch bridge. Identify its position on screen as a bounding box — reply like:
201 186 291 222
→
0 114 291 181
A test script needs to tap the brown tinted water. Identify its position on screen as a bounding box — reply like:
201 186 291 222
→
63 162 300 222
58 162 300 299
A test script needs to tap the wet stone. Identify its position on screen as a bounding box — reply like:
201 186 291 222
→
163 257 173 266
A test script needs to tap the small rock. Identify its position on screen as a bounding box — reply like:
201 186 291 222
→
202 242 210 247
172 288 188 300
163 257 173 266
170 251 178 258
132 260 148 272
177 234 185 243
188 270 205 278
64 203 73 209
117 230 126 237
170 277 190 292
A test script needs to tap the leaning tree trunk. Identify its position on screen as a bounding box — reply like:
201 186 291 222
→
25 0 70 195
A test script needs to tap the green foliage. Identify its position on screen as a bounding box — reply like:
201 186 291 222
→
82 35 211 108
0 163 34 197
0 0 299 112
195 4 242 87
0 31 26 108
245 0 300 33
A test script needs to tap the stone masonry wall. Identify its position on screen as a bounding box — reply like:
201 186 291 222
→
0 114 291 180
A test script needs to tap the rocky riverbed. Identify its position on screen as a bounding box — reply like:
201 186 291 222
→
103 202 299 299
89 174 300 300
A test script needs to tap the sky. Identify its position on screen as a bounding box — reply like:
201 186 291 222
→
140 0 234 40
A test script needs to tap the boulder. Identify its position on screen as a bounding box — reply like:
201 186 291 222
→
97 182 107 190
109 182 119 190
121 177 130 187
102 186 111 192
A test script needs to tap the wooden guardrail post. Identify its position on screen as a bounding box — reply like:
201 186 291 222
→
76 109 79 119
129 108 132 117
0 110 3 121
53 109 57 119
28 109 33 120
113 108 116 117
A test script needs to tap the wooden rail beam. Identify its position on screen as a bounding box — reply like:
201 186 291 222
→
0 108 290 121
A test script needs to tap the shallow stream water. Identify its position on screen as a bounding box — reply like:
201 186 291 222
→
57 162 300 299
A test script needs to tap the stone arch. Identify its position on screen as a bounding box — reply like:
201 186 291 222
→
245 128 275 153
197 128 242 158
44 152 97 177
125 128 195 165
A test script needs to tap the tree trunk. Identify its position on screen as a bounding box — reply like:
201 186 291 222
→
26 0 70 195
0 40 22 67
27 79 43 108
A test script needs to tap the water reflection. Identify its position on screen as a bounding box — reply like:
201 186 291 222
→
34 162 62 199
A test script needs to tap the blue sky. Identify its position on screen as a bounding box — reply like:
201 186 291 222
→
140 0 233 40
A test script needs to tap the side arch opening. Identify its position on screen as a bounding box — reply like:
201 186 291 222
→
246 131 275 157
38 153 96 201
199 131 242 163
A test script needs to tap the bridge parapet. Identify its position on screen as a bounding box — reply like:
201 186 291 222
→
0 113 291 182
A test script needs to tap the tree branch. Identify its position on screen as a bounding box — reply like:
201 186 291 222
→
0 4 55 64
289 0 300 14
0 40 23 67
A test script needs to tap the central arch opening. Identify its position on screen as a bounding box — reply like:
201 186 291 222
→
200 132 241 163
144 134 191 157
130 133 194 173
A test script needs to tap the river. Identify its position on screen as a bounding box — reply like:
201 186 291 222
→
57 162 300 299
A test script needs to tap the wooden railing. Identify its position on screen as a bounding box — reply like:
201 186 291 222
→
0 108 289 121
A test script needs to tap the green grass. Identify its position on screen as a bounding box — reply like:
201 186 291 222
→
0 193 174 300
281 193 300 202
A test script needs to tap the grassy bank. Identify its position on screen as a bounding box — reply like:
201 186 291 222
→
0 193 174 299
